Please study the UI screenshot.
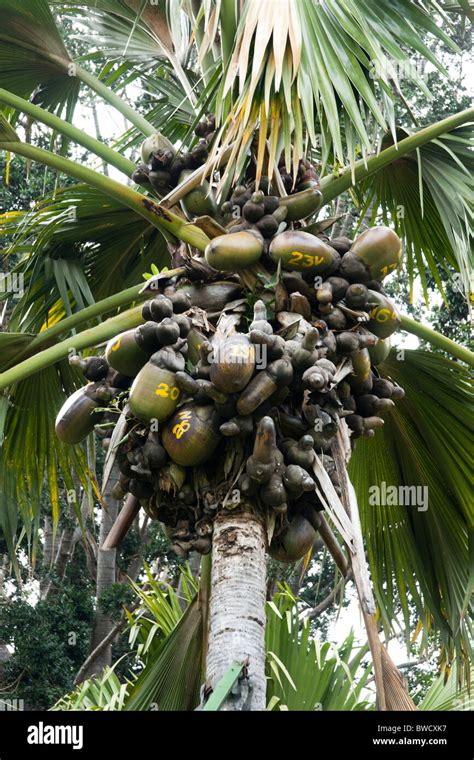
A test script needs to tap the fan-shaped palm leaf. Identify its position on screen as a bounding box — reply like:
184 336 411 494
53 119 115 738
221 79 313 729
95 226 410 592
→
0 360 92 559
1 184 170 332
201 0 459 188
349 350 473 676
0 0 155 134
52 564 202 712
52 0 197 108
110 61 209 159
266 588 372 710
51 665 131 711
124 595 202 711
420 666 474 711
0 0 80 119
354 126 474 298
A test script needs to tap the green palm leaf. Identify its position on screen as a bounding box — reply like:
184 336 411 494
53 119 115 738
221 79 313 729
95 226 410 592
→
124 595 203 711
52 565 201 712
51 0 175 53
101 60 204 161
1 184 170 332
0 332 35 371
266 588 372 710
349 350 473 674
355 126 474 297
52 665 131 711
0 0 80 118
420 666 474 711
201 0 459 187
52 0 197 109
0 0 156 134
0 360 91 558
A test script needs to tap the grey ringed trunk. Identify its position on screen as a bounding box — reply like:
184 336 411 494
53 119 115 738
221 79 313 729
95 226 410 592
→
206 507 267 711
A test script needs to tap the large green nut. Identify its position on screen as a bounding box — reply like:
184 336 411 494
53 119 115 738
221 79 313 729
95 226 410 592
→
162 404 221 466
270 230 337 275
368 336 391 365
268 514 316 563
269 230 336 274
278 185 322 222
129 364 181 423
105 330 148 377
178 170 216 219
55 386 102 445
210 334 256 393
205 230 263 272
349 226 401 281
366 290 401 339
186 328 208 365
349 348 373 395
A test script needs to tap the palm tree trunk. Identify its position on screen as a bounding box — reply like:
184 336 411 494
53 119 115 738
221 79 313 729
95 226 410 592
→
79 463 121 682
205 506 267 711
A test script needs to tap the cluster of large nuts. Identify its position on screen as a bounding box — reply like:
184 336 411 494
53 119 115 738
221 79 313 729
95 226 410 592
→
131 115 217 217
56 137 405 563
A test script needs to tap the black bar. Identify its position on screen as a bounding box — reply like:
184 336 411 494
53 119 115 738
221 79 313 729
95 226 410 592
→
0 710 470 758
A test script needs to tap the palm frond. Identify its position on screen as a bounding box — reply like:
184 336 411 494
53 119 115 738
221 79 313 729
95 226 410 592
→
0 332 35 371
0 183 170 333
202 0 459 188
127 563 198 657
0 360 92 558
53 0 197 109
355 125 474 298
349 349 473 676
420 666 474 711
64 3 176 62
442 0 474 23
124 595 203 711
51 664 131 711
0 113 20 142
0 0 80 118
52 564 201 712
266 587 372 710
110 60 208 157
52 0 175 53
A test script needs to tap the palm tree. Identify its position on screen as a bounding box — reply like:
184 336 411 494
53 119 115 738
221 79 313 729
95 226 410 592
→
0 0 472 711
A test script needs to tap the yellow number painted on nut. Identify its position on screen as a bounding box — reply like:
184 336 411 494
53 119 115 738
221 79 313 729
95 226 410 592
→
111 337 121 351
173 420 191 438
288 251 325 268
288 251 303 266
379 263 397 277
370 307 391 324
155 383 180 399
155 382 170 397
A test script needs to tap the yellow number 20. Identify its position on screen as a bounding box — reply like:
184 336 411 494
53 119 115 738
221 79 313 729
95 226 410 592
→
155 383 180 399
